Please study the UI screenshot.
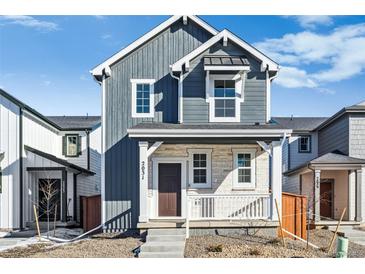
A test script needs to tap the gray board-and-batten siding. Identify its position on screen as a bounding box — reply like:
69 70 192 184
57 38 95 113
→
103 20 213 231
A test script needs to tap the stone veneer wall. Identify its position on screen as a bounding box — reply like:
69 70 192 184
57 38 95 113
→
148 144 270 195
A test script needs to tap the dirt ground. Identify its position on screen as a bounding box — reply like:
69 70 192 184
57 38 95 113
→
0 232 143 258
185 229 365 258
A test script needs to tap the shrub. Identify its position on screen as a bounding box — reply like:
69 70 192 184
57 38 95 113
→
249 248 262 256
206 244 223 252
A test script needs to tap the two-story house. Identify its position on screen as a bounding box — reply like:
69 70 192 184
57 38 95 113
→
274 101 365 226
0 89 101 230
91 15 291 233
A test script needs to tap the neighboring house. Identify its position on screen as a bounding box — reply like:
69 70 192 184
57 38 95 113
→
274 101 365 225
91 15 291 232
0 88 101 230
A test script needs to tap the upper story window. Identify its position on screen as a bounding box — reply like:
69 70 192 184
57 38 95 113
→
206 74 243 123
131 79 155 118
232 149 256 189
188 149 212 188
298 135 311 153
63 134 81 157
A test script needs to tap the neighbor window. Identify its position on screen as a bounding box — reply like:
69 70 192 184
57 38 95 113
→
298 135 311 153
214 80 236 118
131 79 155 118
188 149 212 188
63 135 81 157
233 149 256 189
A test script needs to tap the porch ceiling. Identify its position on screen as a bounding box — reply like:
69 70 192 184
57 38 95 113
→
128 122 291 140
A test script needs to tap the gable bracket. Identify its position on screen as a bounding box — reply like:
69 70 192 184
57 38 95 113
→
147 141 164 157
257 141 272 156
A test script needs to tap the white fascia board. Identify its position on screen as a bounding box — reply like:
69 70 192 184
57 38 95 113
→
172 29 279 72
204 65 250 71
127 128 292 138
91 15 218 77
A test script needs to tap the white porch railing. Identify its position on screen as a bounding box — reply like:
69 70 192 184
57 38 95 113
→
187 193 271 220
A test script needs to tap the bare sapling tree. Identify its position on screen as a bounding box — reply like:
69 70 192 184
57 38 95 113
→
39 179 59 238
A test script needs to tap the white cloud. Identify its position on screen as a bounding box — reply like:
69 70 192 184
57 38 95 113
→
255 23 365 89
41 80 51 86
80 75 88 81
275 66 317 88
289 16 334 29
0 16 59 31
93 15 106 20
101 34 112 40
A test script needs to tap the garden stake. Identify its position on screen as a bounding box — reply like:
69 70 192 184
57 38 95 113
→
33 205 41 240
327 207 346 254
275 198 286 247
53 204 57 237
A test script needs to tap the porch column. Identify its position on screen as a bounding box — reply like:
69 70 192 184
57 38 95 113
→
314 169 321 222
271 141 282 221
139 141 149 223
356 168 365 222
348 170 356 221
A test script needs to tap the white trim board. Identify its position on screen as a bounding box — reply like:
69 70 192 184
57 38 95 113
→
172 29 279 72
91 15 218 77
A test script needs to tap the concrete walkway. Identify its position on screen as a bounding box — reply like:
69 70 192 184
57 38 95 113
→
139 228 186 258
328 226 365 246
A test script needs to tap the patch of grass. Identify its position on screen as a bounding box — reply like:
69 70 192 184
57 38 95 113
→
206 244 223 253
249 248 262 256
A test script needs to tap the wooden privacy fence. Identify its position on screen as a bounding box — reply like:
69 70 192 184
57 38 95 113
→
281 192 307 240
81 195 101 232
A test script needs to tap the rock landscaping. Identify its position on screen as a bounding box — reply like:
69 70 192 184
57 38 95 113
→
184 229 365 258
0 232 143 258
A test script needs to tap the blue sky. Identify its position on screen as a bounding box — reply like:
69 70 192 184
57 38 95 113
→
0 15 365 117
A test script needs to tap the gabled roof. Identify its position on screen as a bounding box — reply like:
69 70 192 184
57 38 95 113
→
315 100 365 131
47 116 101 130
91 15 218 78
171 29 279 72
284 152 365 176
24 145 95 176
272 117 328 132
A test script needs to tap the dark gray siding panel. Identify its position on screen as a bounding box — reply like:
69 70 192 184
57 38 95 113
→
182 40 267 124
318 114 349 156
104 19 212 231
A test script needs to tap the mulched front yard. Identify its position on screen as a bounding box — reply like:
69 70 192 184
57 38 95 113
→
185 229 365 258
0 232 143 258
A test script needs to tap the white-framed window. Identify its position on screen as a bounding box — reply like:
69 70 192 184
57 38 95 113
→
131 79 155 118
206 74 243 122
232 149 256 189
298 135 311 153
188 149 212 188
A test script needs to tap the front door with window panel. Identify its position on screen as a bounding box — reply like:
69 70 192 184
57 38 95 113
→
158 163 181 217
38 179 61 222
320 179 334 219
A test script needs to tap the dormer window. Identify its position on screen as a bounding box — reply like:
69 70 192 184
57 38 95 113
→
131 79 155 118
298 135 311 153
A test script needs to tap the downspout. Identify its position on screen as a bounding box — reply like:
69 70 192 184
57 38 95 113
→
73 171 81 222
86 129 90 170
169 66 183 123
19 107 24 229
266 67 279 123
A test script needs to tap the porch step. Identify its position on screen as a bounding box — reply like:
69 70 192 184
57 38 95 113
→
147 228 186 236
139 251 184 258
139 228 186 258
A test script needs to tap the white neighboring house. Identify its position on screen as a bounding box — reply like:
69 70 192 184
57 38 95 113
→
274 103 365 225
0 89 101 230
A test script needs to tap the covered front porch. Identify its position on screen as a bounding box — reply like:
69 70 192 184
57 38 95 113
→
128 123 291 229
285 152 365 225
23 146 95 228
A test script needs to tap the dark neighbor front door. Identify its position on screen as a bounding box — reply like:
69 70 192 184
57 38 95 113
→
320 179 334 219
158 163 181 217
38 179 61 222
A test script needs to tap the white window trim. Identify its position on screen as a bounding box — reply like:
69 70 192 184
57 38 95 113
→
66 135 79 157
188 149 212 189
232 148 256 190
131 79 155 118
206 74 243 123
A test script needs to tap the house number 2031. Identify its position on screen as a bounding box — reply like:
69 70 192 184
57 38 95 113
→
140 161 146 181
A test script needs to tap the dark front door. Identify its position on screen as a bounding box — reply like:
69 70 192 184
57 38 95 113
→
320 179 334 219
158 163 181 217
38 179 61 222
